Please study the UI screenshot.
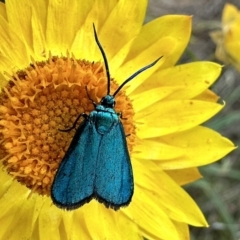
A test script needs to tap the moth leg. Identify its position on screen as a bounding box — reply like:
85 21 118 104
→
59 113 88 132
85 86 97 107
117 111 127 120
117 112 130 137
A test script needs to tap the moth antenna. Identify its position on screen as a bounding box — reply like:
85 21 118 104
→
113 56 162 97
93 23 111 95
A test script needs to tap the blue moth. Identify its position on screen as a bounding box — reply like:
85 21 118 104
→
51 24 161 210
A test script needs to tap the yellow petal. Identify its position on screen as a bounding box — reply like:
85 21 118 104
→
133 160 208 227
0 171 38 239
115 15 192 93
133 137 185 160
136 100 223 138
132 148 202 185
99 0 147 60
31 7 47 60
115 37 175 94
72 1 136 69
72 209 93 239
132 62 222 99
102 208 141 240
2 196 45 240
193 89 220 102
6 0 33 50
60 211 75 240
70 0 104 60
131 86 183 112
80 202 112 239
31 1 48 36
222 3 239 25
124 187 181 240
156 126 236 168
224 14 240 41
126 15 191 67
73 201 141 240
210 30 229 64
173 221 190 240
0 172 29 220
46 0 88 54
0 167 13 198
0 2 6 19
0 15 30 68
0 199 28 239
225 41 240 64
38 201 63 240
109 39 135 77
0 54 15 86
165 168 202 185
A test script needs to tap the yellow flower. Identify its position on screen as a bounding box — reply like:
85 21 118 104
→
211 3 240 71
0 1 235 240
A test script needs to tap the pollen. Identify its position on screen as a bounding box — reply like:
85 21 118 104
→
0 56 135 196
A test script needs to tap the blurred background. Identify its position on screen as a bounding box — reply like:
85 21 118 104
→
147 1 240 240
0 0 239 239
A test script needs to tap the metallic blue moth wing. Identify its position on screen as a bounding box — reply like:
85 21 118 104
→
51 120 101 210
95 122 134 210
51 109 133 210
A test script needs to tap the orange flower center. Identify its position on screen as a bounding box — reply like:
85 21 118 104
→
0 56 135 196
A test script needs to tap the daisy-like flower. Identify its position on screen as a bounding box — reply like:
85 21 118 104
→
0 1 235 240
211 3 240 71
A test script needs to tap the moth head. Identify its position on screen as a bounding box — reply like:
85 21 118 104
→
100 95 115 108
